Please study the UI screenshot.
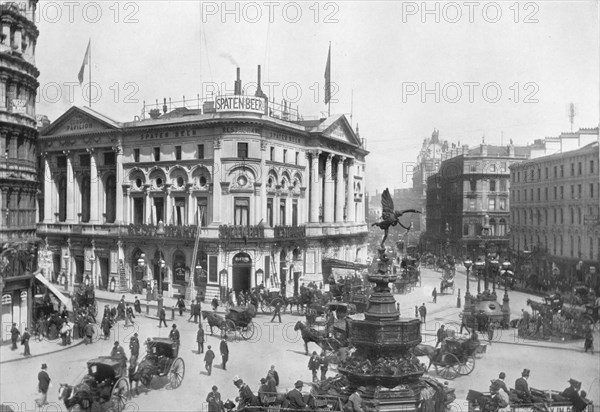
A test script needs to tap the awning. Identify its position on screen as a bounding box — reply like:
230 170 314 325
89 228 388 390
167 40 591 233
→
34 273 73 312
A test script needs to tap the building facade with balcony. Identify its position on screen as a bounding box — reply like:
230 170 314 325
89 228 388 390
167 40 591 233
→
0 0 40 339
424 143 532 259
37 79 369 300
509 139 600 285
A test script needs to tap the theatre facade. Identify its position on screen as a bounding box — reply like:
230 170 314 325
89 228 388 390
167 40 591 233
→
37 95 369 300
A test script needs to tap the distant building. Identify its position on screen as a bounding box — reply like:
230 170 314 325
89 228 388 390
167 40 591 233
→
424 143 531 258
0 0 40 342
37 67 369 300
510 138 599 284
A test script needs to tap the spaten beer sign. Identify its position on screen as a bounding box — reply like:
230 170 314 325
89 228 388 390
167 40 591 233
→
215 95 266 114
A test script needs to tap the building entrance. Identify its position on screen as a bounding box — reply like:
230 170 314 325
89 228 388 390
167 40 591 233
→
232 252 252 293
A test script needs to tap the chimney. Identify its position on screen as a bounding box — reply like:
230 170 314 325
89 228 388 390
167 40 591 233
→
255 65 267 99
162 98 167 114
234 67 241 95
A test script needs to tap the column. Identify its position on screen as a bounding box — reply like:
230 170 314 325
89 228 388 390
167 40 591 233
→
346 159 355 223
324 153 334 223
65 151 76 222
14 26 22 54
212 138 222 223
309 151 320 223
144 188 151 224
335 156 345 222
88 149 99 223
115 146 124 223
187 187 194 225
165 187 172 224
43 154 53 223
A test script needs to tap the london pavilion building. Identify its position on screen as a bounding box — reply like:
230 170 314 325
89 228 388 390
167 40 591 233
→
37 68 369 300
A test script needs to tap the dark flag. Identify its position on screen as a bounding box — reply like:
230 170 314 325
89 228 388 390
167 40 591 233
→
78 39 91 84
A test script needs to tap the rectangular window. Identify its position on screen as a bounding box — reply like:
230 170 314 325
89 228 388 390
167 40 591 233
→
590 160 595 174
578 162 582 175
283 149 287 163
264 256 271 281
560 186 564 199
270 147 275 161
560 208 564 224
266 198 273 226
553 208 557 224
571 185 575 199
279 199 286 226
488 198 496 210
517 190 520 201
489 180 496 191
545 167 548 179
578 184 582 198
237 142 248 159
133 197 144 225
104 152 115 165
79 154 90 167
175 145 182 160
560 165 564 177
544 187 548 201
197 197 208 226
209 256 218 283
499 198 506 210
537 188 540 201
295 152 299 165
591 183 594 198
499 179 506 191
174 197 185 225
57 155 67 168
153 147 160 162
554 186 557 200
133 148 140 162
470 180 476 191
530 189 533 201
234 197 250 225
292 199 298 226
197 144 204 159
553 166 557 178
571 163 575 176
524 190 527 201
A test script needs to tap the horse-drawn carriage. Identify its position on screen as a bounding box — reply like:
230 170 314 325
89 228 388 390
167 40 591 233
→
258 289 286 315
72 283 98 317
133 338 185 390
59 356 129 412
414 336 479 380
467 388 594 412
202 305 256 340
439 266 456 295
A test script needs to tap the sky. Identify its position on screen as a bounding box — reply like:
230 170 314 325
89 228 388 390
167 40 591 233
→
35 1 600 192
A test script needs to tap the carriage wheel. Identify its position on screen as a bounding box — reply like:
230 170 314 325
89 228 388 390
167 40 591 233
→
457 355 475 375
224 319 236 337
434 353 459 380
110 377 129 412
239 321 255 340
169 357 185 389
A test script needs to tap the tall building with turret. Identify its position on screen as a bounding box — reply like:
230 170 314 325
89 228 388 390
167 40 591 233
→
0 0 40 341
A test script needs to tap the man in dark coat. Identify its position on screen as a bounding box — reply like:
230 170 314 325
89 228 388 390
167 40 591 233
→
117 296 126 320
134 296 141 313
271 300 282 323
435 324 446 348
21 327 31 356
515 368 533 403
177 297 186 316
169 324 180 344
308 351 320 382
418 303 427 323
561 379 587 412
111 341 128 377
158 307 168 328
234 377 260 408
204 345 215 375
188 301 197 322
206 385 223 412
129 332 140 364
220 338 229 370
212 297 219 311
197 324 205 354
319 351 328 381
36 364 51 407
286 380 307 409
10 323 20 350
101 314 111 339
432 287 437 303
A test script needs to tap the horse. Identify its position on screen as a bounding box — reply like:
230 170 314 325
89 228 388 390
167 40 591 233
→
58 383 94 411
294 321 328 355
128 358 154 396
202 311 228 336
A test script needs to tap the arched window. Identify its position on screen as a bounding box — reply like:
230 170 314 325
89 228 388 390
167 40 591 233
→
172 250 187 285
105 175 116 223
498 219 507 236
489 218 496 236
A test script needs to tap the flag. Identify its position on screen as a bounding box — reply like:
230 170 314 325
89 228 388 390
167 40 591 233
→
78 39 91 84
324 44 331 104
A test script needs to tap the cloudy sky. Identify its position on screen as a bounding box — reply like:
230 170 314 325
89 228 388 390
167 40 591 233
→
35 1 599 192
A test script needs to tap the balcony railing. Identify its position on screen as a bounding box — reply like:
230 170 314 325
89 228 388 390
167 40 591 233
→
274 225 306 238
219 225 264 240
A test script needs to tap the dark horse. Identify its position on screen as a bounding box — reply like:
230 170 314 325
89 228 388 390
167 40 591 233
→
294 321 328 355
202 311 228 336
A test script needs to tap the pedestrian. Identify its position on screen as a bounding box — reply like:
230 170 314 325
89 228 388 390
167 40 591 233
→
197 324 205 354
432 287 437 303
10 323 20 350
308 351 320 382
125 304 135 326
344 386 366 412
158 307 168 328
35 363 51 407
84 321 94 344
134 296 141 313
101 314 111 340
521 309 530 330
418 303 427 323
212 296 219 311
584 323 594 354
220 337 229 370
271 300 282 323
234 376 260 409
21 327 31 356
130 332 140 364
204 345 215 375
111 341 128 377
188 301 196 322
435 324 445 348
117 296 126 320
286 380 307 409
319 351 329 381
487 321 495 346
267 365 279 389
206 385 223 412
177 296 186 316
169 324 180 344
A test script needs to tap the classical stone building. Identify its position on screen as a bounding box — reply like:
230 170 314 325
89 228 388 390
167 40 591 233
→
510 139 600 282
37 73 369 300
424 143 532 259
0 0 40 340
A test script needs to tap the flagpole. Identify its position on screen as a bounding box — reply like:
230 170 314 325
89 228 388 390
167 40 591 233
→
328 41 331 117
88 40 92 108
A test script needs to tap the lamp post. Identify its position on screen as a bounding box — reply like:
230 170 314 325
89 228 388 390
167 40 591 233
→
489 256 499 295
475 260 484 295
444 222 450 256
159 259 166 296
84 274 90 286
89 255 96 288
64 250 71 291
464 259 473 300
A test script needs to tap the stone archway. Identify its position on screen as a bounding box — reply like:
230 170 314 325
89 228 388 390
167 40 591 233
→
232 252 252 293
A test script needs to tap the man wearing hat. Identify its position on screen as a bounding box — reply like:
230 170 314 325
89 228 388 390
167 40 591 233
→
490 380 510 412
204 345 215 375
129 332 140 365
169 324 180 343
493 372 509 395
234 377 259 408
111 341 128 377
308 351 320 382
345 387 366 412
206 385 223 412
515 369 532 402
10 323 20 350
21 327 31 356
286 380 307 410
561 379 587 412
36 363 51 407
220 337 229 370
197 323 205 354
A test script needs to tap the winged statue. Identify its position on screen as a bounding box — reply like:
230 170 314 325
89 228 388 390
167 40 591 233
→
371 188 421 248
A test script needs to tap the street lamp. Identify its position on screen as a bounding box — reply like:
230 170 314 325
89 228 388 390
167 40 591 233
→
63 250 71 291
464 259 473 299
445 222 450 256
89 255 96 288
474 259 485 294
159 258 166 295
489 256 499 294
85 274 90 286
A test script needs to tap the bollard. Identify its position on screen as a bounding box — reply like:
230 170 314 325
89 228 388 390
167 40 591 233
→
457 295 461 308
171 308 175 320
146 304 149 315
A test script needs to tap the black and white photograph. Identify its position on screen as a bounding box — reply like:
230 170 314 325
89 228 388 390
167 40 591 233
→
1 1 599 411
